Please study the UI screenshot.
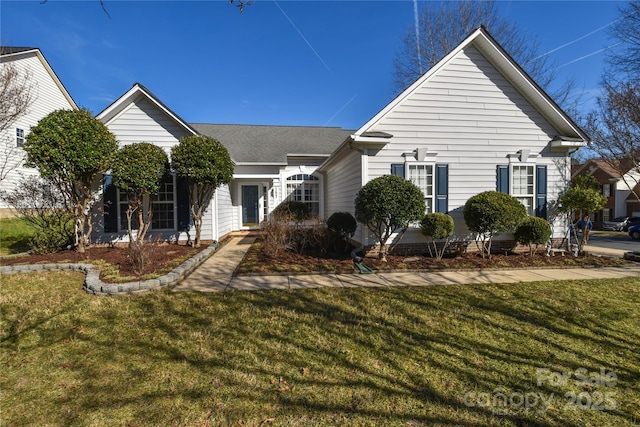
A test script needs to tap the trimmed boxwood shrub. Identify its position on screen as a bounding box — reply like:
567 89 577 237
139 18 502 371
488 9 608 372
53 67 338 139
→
327 211 357 253
355 175 425 261
514 216 552 256
273 200 310 222
420 212 454 259
463 191 527 258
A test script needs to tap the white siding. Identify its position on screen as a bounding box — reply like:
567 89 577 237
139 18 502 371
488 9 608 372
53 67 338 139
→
216 184 233 239
323 149 362 217
360 45 571 243
0 51 75 209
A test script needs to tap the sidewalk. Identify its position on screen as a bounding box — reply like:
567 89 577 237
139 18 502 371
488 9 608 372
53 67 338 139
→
173 236 640 293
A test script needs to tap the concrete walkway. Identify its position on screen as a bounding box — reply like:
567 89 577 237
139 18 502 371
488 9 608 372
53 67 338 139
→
173 236 640 293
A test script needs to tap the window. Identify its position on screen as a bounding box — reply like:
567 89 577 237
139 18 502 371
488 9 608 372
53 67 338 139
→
152 179 175 230
602 208 611 223
407 164 434 213
512 165 535 216
117 176 175 232
603 184 611 197
16 128 24 147
286 174 319 217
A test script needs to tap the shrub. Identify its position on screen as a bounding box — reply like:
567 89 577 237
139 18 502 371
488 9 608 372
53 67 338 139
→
24 108 118 253
126 239 157 276
111 142 169 244
0 175 74 254
355 175 425 261
463 191 527 258
171 135 233 248
514 217 552 257
327 212 357 253
261 216 329 257
420 212 454 259
273 200 310 222
30 223 74 254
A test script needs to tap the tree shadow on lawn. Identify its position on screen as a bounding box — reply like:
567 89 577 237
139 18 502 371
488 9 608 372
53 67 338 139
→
2 274 638 426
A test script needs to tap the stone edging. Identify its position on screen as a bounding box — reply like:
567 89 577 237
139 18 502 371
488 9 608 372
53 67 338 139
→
0 244 218 296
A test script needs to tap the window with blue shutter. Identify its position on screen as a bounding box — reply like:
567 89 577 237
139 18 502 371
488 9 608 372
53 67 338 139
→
435 164 448 213
535 165 547 219
497 165 509 194
103 174 118 233
390 163 405 178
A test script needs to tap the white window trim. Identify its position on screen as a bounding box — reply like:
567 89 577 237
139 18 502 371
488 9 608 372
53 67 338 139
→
16 128 25 147
510 163 536 216
405 160 435 215
283 172 322 218
116 174 177 233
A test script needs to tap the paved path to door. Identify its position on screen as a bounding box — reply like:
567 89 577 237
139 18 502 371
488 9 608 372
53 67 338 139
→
173 236 640 293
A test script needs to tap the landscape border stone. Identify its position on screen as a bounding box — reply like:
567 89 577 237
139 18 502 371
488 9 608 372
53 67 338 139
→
0 243 218 296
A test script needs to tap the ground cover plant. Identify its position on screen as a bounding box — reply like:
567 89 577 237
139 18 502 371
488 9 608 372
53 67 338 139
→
1 271 638 426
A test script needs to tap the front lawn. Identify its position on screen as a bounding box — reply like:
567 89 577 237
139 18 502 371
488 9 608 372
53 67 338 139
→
1 272 638 426
0 217 35 255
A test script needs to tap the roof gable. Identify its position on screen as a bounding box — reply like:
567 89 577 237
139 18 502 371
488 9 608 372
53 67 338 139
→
1 46 77 109
97 83 197 135
573 159 623 180
354 26 588 145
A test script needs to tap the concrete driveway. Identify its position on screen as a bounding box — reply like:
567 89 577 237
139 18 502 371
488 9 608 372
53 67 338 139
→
586 231 639 257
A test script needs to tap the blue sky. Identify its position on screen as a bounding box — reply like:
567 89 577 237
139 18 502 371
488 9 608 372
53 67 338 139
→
0 1 624 130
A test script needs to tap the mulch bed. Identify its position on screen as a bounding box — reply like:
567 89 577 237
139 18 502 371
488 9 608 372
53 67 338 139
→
1 241 213 280
236 240 630 275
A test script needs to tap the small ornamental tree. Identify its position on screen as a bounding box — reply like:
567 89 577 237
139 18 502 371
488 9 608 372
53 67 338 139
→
514 216 552 257
171 135 233 248
354 175 425 261
111 142 169 244
558 180 607 252
24 108 118 253
463 191 527 258
420 212 454 260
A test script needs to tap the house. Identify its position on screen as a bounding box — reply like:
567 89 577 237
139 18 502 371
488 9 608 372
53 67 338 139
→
92 26 588 249
572 159 640 228
0 47 77 217
94 83 351 243
319 26 588 251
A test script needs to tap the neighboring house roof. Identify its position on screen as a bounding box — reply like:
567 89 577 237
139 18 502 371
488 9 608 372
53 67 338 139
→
190 123 353 164
96 83 198 135
359 26 588 147
572 159 625 180
0 46 78 109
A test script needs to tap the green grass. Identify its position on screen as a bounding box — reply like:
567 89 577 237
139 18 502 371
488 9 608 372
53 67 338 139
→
0 217 36 256
1 272 639 426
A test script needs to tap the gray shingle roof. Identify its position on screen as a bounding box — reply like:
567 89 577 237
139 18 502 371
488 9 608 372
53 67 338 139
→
0 46 38 55
190 123 353 164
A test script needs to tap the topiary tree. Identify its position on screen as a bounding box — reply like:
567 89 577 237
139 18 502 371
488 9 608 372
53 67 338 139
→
420 212 454 260
24 108 118 253
327 211 357 253
354 174 425 261
463 191 527 258
514 216 552 257
171 135 233 248
111 142 169 244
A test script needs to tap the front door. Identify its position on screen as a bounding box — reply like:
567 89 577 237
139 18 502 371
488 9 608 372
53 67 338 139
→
241 185 260 227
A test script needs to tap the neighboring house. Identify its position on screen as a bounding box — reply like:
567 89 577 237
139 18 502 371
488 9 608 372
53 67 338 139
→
319 26 588 250
94 83 351 243
572 159 640 228
0 47 77 217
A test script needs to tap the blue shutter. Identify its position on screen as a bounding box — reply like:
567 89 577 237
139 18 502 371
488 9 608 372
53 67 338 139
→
435 164 448 213
176 177 191 231
536 165 547 218
497 165 509 194
103 174 118 233
391 163 405 178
